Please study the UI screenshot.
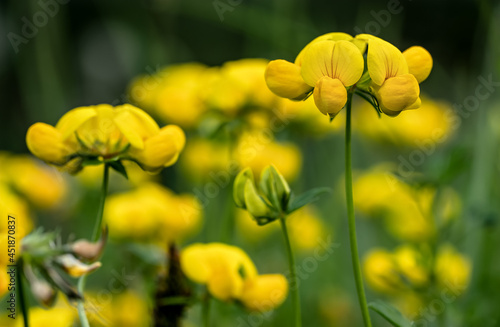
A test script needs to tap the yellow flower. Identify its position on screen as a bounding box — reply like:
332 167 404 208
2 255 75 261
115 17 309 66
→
363 248 402 294
393 245 428 287
356 34 432 116
239 274 288 312
180 243 288 311
287 206 327 252
265 32 362 102
434 245 471 294
300 40 364 116
104 183 202 243
26 104 185 174
3 154 67 209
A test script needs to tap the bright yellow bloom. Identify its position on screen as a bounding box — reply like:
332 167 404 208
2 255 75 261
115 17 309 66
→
26 104 185 174
356 34 432 116
179 138 231 182
300 40 364 116
104 183 202 243
180 243 288 311
393 245 428 287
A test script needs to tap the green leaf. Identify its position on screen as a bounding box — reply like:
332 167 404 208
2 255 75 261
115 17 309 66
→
109 161 128 179
368 300 412 327
286 187 330 214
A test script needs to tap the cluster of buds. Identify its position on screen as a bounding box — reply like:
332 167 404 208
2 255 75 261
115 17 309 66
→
234 165 329 225
19 227 107 307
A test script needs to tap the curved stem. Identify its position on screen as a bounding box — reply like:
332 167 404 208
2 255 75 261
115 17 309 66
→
279 217 301 327
18 258 29 327
345 92 372 327
77 164 110 327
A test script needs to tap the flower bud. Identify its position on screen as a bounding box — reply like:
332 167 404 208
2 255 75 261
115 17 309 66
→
244 180 277 225
233 168 254 208
26 123 72 165
259 165 291 212
56 254 101 278
71 226 108 261
265 60 312 100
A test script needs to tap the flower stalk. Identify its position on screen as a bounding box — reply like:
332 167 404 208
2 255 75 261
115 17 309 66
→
344 89 372 327
279 216 301 327
77 163 110 327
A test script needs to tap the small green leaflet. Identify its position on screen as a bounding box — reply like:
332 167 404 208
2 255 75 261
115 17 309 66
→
368 300 412 327
286 187 330 214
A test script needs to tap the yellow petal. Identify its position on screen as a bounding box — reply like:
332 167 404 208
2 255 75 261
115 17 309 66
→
313 76 347 116
301 40 364 87
180 243 213 283
366 37 408 85
376 74 420 116
403 46 433 83
240 274 289 312
265 60 312 100
26 123 73 165
114 104 160 150
55 107 97 140
295 32 355 65
128 125 185 172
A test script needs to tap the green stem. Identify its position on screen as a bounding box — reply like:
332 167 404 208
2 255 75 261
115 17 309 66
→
279 217 301 327
345 91 372 327
17 259 29 327
202 290 211 327
77 164 110 327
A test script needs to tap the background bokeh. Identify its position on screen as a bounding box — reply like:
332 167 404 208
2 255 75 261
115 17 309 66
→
1 0 500 326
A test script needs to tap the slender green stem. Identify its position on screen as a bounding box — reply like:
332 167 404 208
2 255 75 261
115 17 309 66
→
77 164 110 327
202 290 211 327
345 91 372 327
279 217 301 327
17 258 29 327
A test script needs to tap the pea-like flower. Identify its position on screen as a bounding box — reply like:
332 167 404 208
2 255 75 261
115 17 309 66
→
180 243 288 312
356 34 432 116
26 104 185 174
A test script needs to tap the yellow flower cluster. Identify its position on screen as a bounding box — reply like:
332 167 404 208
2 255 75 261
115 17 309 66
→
180 243 288 312
26 104 185 174
104 183 202 243
129 59 278 129
265 32 432 117
363 244 471 316
354 95 456 146
353 164 461 241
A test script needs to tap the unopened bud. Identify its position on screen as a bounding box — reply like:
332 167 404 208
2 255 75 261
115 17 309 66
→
244 180 277 225
234 168 253 208
71 226 108 261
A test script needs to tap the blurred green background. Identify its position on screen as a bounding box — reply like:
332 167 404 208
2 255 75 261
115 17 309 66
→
2 0 500 326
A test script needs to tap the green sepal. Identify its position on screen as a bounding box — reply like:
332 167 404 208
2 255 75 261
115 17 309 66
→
286 187 330 214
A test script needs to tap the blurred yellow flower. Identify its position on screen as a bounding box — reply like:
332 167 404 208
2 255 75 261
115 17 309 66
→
104 183 202 243
363 248 402 294
180 243 288 311
235 132 302 181
180 138 231 183
87 290 150 327
2 155 66 209
26 104 185 174
434 245 471 294
353 164 461 242
354 95 455 146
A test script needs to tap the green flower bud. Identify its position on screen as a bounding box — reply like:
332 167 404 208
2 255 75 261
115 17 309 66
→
269 165 291 210
244 180 277 225
234 168 254 208
259 165 291 212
